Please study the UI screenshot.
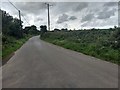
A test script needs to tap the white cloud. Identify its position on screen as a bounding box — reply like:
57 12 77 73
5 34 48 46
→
1 2 118 30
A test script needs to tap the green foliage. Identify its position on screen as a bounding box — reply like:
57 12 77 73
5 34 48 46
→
41 28 120 64
40 25 47 36
1 9 40 59
114 28 120 49
2 9 23 38
2 35 32 59
23 25 40 35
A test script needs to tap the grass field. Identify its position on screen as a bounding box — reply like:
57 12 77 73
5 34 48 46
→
41 29 120 64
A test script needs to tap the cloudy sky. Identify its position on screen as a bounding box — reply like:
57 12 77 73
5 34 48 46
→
1 0 119 30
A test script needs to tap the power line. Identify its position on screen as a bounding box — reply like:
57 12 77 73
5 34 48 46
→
21 14 31 25
8 0 30 26
8 0 19 11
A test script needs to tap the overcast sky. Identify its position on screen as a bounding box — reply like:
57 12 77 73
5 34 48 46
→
1 0 119 30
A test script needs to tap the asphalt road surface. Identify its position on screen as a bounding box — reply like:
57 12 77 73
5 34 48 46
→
2 36 118 88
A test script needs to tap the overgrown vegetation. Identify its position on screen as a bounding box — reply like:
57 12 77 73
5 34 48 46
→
2 35 33 59
2 9 40 60
41 28 120 64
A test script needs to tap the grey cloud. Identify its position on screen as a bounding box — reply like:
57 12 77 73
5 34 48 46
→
97 8 116 19
82 14 117 28
12 2 88 17
69 16 77 20
14 2 55 15
36 17 43 21
104 2 117 7
81 22 88 27
64 23 68 28
2 2 117 29
34 17 43 22
57 14 69 24
52 2 88 15
57 14 77 24
81 14 94 22
74 2 88 11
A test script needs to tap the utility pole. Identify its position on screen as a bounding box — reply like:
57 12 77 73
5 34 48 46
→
45 3 52 31
8 0 30 36
18 10 23 37
47 4 50 31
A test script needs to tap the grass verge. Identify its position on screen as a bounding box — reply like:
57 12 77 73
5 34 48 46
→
2 34 33 65
41 31 119 65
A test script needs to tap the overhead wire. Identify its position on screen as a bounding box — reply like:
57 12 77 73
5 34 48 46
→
8 0 31 26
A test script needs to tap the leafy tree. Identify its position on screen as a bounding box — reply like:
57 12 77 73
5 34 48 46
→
29 25 38 34
23 25 40 35
23 26 31 34
61 28 68 32
9 18 23 38
2 9 23 38
40 25 47 36
114 26 117 29
54 28 60 32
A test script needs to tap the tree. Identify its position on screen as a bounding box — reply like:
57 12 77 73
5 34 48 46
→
2 9 23 38
23 25 40 35
54 28 60 32
61 28 68 32
29 25 38 34
40 25 47 36
114 26 117 29
23 26 31 34
9 18 23 38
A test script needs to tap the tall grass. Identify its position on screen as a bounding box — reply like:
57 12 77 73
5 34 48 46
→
41 29 119 64
2 34 32 59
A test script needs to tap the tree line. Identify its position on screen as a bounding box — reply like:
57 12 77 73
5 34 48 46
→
1 9 41 45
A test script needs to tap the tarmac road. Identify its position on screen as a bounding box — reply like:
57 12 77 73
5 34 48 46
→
2 36 118 88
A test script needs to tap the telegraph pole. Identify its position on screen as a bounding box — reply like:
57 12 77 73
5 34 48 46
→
8 0 30 37
18 10 23 37
45 3 52 31
8 0 22 31
47 4 50 31
18 10 22 30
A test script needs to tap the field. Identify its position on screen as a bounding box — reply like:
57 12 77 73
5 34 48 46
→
41 29 120 64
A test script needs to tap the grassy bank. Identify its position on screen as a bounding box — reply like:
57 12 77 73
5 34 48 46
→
41 29 119 64
2 34 32 59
